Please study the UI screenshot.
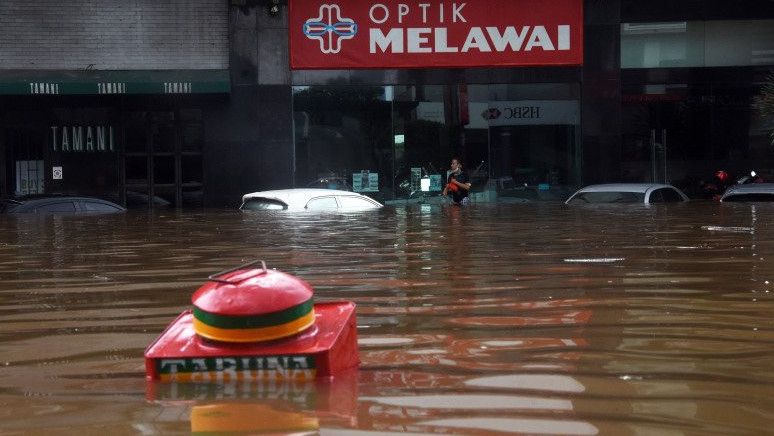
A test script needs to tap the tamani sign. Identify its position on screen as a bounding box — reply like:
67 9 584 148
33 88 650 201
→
289 0 583 69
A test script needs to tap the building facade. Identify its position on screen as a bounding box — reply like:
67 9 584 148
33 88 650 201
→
1 0 773 207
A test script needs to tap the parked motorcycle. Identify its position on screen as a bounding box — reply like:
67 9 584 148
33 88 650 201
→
700 169 764 201
735 170 764 185
699 170 731 200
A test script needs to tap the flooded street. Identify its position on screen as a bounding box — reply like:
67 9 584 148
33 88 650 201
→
1 202 773 435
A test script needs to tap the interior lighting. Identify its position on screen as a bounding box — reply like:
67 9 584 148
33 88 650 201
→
622 22 687 35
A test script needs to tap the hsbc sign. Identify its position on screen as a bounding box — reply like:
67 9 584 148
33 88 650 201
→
290 0 583 69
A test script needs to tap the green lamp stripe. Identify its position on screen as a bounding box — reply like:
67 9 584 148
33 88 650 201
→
194 299 313 330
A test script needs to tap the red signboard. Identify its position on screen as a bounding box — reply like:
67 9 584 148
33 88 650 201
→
289 0 583 69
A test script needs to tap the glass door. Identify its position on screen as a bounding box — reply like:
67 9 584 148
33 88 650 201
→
5 126 46 196
489 124 577 187
122 109 203 208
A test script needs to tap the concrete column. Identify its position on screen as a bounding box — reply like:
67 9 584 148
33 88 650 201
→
581 0 622 184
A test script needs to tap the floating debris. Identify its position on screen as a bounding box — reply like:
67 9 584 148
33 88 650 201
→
701 226 753 233
563 258 625 263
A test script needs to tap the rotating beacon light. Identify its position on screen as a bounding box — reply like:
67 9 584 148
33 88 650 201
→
144 260 360 382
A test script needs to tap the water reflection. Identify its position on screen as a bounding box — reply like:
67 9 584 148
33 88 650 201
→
419 417 599 435
1 202 774 434
465 374 586 393
145 373 358 433
189 403 319 434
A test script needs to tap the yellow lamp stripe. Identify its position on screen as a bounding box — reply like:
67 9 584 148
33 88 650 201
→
193 309 315 343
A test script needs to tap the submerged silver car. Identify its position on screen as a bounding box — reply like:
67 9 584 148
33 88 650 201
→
720 183 774 202
565 183 689 204
1 196 126 214
240 188 383 212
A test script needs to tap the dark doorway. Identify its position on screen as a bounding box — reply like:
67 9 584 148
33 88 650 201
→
122 109 204 208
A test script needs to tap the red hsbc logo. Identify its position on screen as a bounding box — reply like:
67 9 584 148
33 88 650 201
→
481 108 501 120
290 0 583 69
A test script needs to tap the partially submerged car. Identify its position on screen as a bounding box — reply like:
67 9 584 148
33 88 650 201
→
565 183 689 204
240 189 383 212
720 183 774 202
1 195 126 214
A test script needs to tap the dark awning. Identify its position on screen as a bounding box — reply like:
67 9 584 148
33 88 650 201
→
0 70 230 95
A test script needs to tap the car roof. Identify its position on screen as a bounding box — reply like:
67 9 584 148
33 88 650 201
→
720 183 774 200
2 196 126 212
573 183 680 194
242 188 370 202
19 195 107 201
722 183 774 195
10 195 118 204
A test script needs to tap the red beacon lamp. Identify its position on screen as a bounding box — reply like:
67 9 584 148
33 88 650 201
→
144 260 359 382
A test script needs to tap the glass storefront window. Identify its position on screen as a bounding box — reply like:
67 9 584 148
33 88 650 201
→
622 20 774 68
466 84 582 199
621 79 772 197
48 107 119 199
392 85 455 200
292 85 393 200
292 83 581 203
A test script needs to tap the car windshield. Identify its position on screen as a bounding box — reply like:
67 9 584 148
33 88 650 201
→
240 198 288 210
723 193 774 202
81 201 123 212
337 196 379 210
568 191 645 204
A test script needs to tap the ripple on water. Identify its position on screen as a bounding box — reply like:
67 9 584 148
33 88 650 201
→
1 203 774 434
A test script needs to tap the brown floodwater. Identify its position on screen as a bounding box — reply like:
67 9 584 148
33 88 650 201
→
1 201 773 435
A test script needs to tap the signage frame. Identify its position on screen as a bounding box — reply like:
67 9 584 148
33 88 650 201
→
289 0 584 70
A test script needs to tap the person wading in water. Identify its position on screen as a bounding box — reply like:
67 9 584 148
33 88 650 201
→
441 157 471 206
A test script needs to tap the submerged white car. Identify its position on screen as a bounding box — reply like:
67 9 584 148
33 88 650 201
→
565 183 689 204
240 188 383 212
720 183 774 202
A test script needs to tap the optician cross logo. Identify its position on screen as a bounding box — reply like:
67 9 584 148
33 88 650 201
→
303 4 357 54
